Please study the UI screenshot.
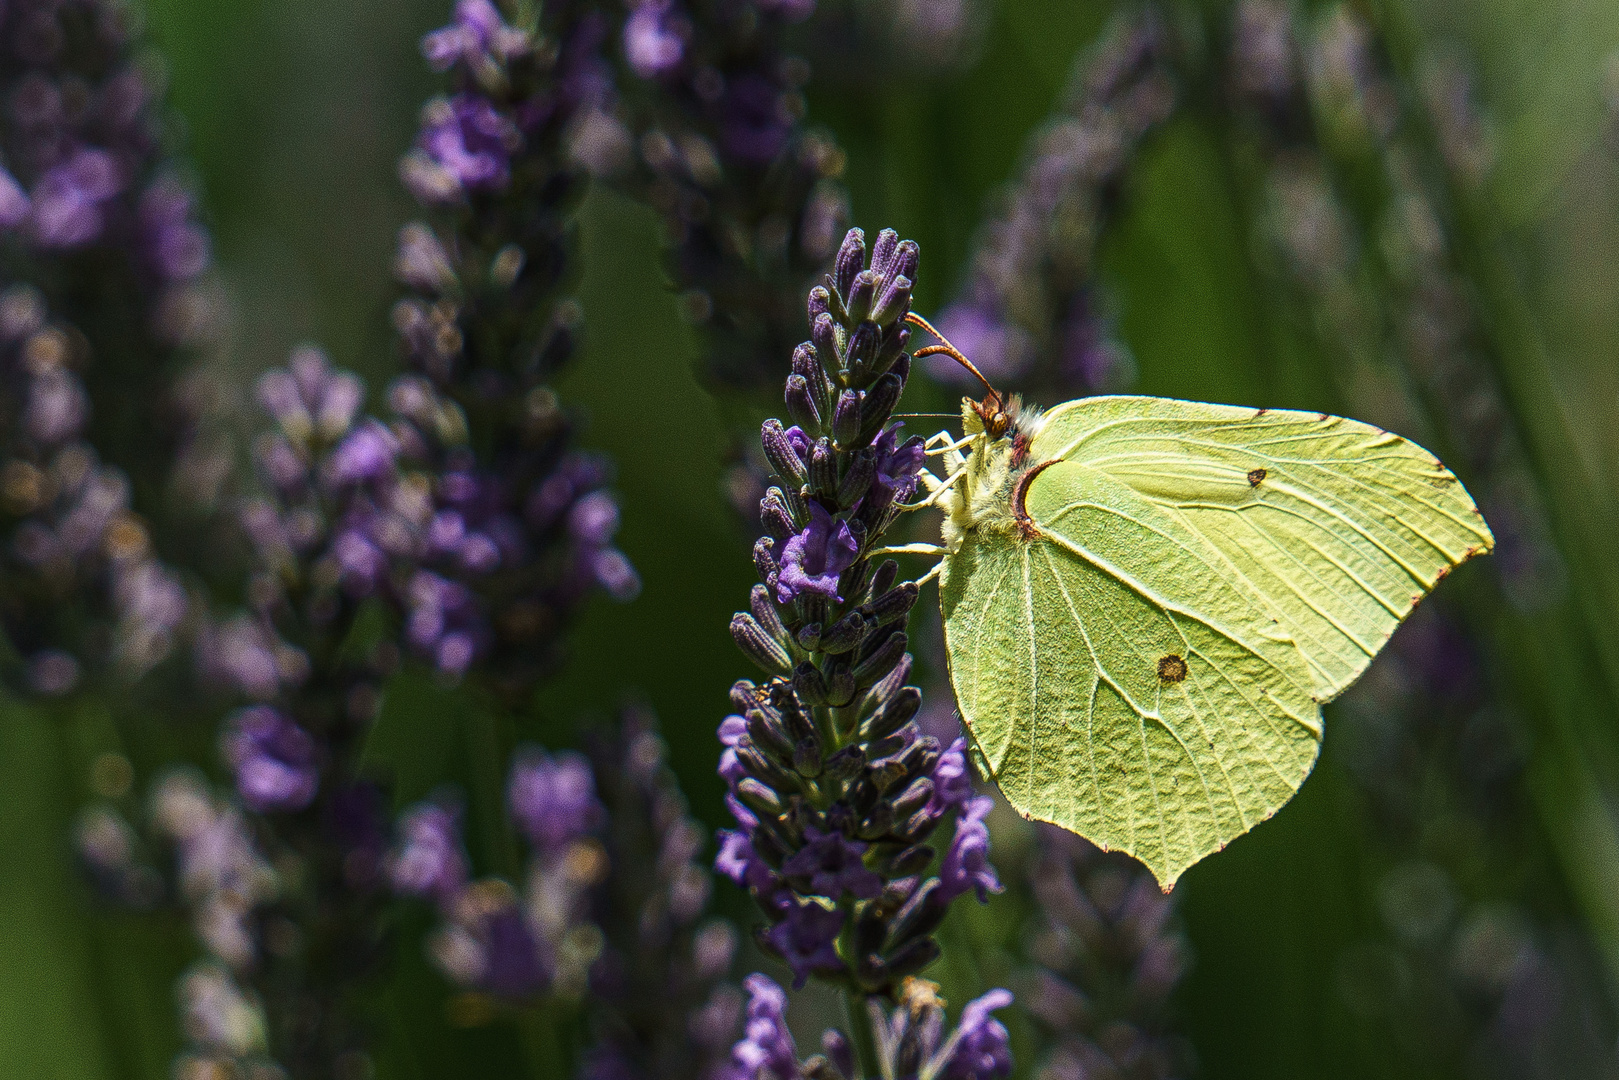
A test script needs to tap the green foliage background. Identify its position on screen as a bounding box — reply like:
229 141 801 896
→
4 0 1619 1076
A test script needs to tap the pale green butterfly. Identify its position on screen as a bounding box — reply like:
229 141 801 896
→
896 314 1494 889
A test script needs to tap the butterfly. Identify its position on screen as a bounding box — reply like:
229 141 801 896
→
901 314 1494 889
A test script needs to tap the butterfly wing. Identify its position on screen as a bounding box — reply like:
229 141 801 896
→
1028 396 1494 700
941 463 1324 889
941 396 1492 887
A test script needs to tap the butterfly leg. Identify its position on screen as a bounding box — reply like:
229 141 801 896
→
896 465 966 511
866 542 946 557
911 559 945 588
924 433 975 457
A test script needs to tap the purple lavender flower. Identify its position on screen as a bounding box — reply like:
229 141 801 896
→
731 974 799 1078
220 706 320 813
27 147 123 248
388 803 469 907
421 0 529 71
940 796 1003 904
775 501 858 603
762 900 845 989
941 989 1014 1079
0 166 29 227
782 827 882 900
507 747 602 852
623 0 685 79
609 0 850 395
413 94 522 198
871 423 925 500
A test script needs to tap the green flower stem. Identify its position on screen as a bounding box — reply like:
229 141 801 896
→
842 988 883 1080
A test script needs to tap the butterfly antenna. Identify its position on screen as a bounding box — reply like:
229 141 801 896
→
905 312 1003 410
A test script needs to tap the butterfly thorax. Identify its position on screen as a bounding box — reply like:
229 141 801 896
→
940 396 1050 551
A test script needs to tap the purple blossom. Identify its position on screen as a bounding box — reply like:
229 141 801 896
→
140 178 212 281
325 420 398 486
421 0 529 71
404 570 484 675
761 900 844 988
930 736 974 813
717 714 749 784
507 748 601 852
220 706 320 813
731 974 799 1079
0 167 29 229
417 95 521 196
871 423 925 501
624 0 685 78
388 803 469 906
28 148 123 248
715 829 778 896
775 501 857 603
940 989 1015 1079
940 796 1003 904
781 827 881 900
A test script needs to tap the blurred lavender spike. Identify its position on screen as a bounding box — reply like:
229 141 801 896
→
0 0 227 527
1023 827 1192 1080
387 705 740 1079
1222 0 1619 1064
610 0 851 395
391 0 636 698
0 285 189 694
581 703 741 1080
928 8 1175 401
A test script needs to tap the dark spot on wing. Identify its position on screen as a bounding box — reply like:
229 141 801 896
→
1255 407 1269 417
1317 412 1330 422
1247 467 1267 487
1157 654 1188 684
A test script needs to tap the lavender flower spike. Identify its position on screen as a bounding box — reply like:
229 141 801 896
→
718 226 1005 1078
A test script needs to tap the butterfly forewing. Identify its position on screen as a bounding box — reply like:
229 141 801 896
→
1029 396 1494 700
941 394 1493 888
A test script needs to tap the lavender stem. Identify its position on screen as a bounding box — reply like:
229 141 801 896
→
842 989 881 1079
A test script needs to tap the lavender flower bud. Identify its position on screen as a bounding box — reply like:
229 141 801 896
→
857 374 904 445
751 585 792 648
837 449 875 506
735 778 785 820
793 661 830 706
807 286 832 328
862 686 922 740
734 613 793 676
785 374 821 433
870 275 913 329
853 632 908 687
812 314 840 376
760 488 796 541
846 271 877 325
818 611 869 655
753 537 780 584
791 341 832 420
867 583 920 627
832 390 861 447
870 229 899 280
834 228 866 299
762 419 809 486
809 440 838 498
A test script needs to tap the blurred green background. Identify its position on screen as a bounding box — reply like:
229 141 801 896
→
5 0 1619 1076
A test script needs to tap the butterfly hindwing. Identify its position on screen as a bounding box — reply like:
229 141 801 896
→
942 461 1323 889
